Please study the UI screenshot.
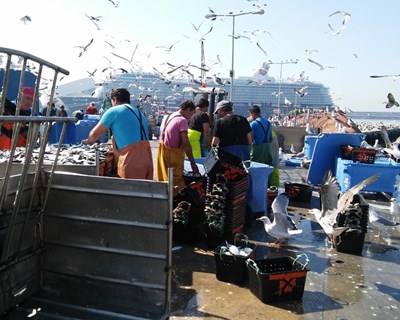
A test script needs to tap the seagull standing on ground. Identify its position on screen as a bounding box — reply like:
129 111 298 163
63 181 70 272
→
257 193 302 244
381 192 400 223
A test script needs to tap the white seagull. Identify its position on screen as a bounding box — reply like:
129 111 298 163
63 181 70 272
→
369 205 399 230
381 192 400 223
284 97 293 106
385 93 399 109
75 38 94 58
308 58 336 70
256 42 268 56
309 170 379 242
329 10 351 25
257 193 302 244
20 15 32 25
327 23 347 36
294 86 308 97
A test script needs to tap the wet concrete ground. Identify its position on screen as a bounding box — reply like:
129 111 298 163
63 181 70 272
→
151 141 400 320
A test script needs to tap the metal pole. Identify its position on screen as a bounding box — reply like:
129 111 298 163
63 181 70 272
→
277 62 283 116
230 16 235 100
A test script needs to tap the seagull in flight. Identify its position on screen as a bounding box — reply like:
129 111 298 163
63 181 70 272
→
256 42 268 56
327 23 346 36
308 58 336 70
294 86 308 97
284 97 293 106
75 38 94 57
305 49 318 55
329 10 351 25
198 26 213 42
190 21 203 32
386 93 399 108
156 41 179 53
309 170 379 243
370 74 400 80
20 15 32 25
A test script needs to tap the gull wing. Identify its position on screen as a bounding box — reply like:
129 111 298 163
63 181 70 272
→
320 170 339 217
308 58 323 69
337 173 380 213
273 211 297 230
271 192 289 215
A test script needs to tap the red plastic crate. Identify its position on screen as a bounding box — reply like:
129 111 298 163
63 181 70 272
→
341 145 376 164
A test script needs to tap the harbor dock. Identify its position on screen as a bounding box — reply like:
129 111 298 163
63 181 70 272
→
147 141 400 320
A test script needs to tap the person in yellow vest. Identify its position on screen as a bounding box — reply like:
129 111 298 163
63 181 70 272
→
187 97 211 158
0 87 35 150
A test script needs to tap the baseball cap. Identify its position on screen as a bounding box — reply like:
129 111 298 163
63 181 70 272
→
214 100 233 114
21 87 35 98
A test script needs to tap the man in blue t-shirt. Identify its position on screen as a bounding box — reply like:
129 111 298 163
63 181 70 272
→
82 88 153 180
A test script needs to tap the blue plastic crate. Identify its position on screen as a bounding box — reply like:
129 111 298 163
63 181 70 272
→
304 135 318 159
75 119 107 143
48 122 77 144
336 157 400 195
307 133 365 185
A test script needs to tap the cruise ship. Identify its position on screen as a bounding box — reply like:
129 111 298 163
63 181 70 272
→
57 70 333 117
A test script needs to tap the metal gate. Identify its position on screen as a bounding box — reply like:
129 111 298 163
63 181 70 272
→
0 48 173 319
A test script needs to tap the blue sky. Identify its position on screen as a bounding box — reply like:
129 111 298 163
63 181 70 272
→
1 0 400 112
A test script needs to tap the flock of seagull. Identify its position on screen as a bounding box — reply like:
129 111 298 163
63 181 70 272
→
16 3 399 111
256 169 398 248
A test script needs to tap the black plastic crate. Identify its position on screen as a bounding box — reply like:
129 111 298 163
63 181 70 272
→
337 194 369 234
204 148 247 181
284 182 312 203
247 256 309 303
341 145 377 164
332 230 366 255
213 238 257 284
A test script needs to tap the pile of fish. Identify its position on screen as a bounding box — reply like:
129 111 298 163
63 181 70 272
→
0 143 113 166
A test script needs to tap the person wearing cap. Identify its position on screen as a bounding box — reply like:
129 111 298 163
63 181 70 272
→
211 100 252 161
0 87 35 150
248 105 273 166
156 99 199 194
187 97 211 158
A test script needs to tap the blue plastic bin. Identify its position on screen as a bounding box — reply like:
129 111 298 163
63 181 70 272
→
48 122 77 144
75 119 107 143
304 135 318 159
336 157 400 195
246 161 274 214
307 133 365 185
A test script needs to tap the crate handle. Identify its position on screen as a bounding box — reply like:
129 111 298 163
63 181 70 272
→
290 253 310 270
217 243 239 261
246 258 260 274
233 233 249 247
